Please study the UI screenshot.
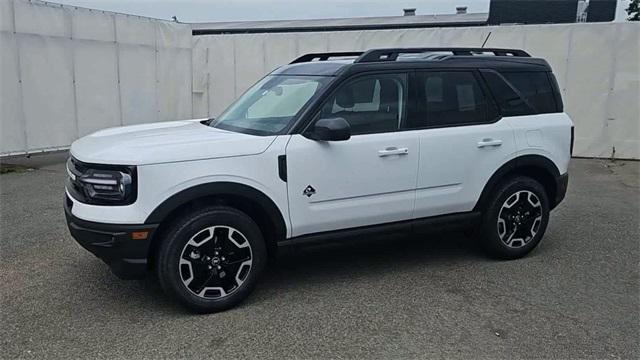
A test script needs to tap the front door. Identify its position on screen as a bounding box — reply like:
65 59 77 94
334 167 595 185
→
286 72 419 237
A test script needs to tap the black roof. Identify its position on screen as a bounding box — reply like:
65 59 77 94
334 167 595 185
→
488 0 579 25
273 48 552 76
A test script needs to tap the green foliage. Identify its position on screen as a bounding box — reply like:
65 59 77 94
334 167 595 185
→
627 0 640 21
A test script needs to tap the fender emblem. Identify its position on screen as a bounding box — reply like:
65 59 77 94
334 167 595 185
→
303 185 316 197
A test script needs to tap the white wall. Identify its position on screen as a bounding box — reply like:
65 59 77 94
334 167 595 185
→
1 0 638 159
193 23 640 159
0 0 193 156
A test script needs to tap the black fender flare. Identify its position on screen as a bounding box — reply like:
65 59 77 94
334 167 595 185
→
145 182 287 242
473 155 561 212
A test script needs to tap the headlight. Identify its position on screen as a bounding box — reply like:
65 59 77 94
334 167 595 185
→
66 157 137 205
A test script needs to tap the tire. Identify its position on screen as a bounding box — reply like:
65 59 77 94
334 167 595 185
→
480 176 550 260
156 205 267 313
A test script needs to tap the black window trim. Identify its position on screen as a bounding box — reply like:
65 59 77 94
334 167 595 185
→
400 68 502 132
298 69 412 136
545 71 563 112
289 66 560 135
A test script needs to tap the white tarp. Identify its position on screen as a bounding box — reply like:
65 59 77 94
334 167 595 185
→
1 0 638 159
0 0 193 156
193 22 640 159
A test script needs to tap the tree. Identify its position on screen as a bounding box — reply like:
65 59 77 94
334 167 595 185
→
628 0 640 21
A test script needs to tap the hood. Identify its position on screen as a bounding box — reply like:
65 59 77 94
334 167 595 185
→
70 119 276 165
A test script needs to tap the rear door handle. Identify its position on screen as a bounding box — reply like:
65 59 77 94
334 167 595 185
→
477 139 503 148
378 147 409 157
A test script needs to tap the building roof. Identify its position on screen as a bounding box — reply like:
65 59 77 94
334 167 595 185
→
191 13 489 35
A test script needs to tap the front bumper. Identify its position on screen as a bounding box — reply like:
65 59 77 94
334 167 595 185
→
64 195 158 279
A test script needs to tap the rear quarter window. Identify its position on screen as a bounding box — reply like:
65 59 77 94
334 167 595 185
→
501 72 557 114
481 70 559 116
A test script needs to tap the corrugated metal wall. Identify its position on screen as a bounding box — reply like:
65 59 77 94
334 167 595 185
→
0 0 193 156
192 22 640 159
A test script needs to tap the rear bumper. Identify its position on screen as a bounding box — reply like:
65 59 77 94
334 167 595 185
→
552 173 569 209
64 195 158 279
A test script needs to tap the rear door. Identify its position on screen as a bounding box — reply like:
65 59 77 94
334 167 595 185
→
407 70 517 218
285 72 419 237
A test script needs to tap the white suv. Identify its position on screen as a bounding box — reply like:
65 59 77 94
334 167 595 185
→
64 48 573 313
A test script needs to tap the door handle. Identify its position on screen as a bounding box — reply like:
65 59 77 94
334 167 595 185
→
378 147 409 157
477 139 503 148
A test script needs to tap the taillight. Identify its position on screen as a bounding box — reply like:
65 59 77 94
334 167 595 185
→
570 126 575 156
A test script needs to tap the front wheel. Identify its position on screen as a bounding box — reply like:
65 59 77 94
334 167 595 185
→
156 206 267 313
480 176 550 259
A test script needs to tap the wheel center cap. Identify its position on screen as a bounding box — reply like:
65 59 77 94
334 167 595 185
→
211 257 221 265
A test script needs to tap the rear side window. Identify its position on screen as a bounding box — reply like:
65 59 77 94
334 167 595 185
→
501 72 557 114
407 71 489 129
481 70 558 116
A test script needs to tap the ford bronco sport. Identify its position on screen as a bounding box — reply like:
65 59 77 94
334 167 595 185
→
65 48 572 313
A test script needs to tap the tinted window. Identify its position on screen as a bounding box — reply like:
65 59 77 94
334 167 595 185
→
501 72 557 114
548 72 564 112
482 70 558 116
481 70 532 116
407 71 488 128
318 73 407 135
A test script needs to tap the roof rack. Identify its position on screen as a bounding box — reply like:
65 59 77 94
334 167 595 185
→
290 52 364 64
355 47 530 63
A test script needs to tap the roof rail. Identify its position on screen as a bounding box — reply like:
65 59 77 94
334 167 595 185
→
355 47 530 63
290 52 364 64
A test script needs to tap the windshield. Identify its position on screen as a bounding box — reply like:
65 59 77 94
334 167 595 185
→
211 75 331 135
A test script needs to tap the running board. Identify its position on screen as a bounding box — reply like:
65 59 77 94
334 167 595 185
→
279 211 481 248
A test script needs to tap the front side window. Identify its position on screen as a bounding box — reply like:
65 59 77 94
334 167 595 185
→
407 71 488 129
212 75 331 135
316 73 407 135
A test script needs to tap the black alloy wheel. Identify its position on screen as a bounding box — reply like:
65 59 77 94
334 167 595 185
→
156 206 266 313
179 225 253 299
480 176 550 259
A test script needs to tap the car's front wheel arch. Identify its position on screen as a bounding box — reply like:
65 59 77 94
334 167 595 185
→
146 182 287 270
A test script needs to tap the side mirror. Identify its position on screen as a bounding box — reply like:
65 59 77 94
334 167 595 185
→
306 117 351 141
200 118 214 126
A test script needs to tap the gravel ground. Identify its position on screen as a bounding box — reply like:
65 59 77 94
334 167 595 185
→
1 156 638 359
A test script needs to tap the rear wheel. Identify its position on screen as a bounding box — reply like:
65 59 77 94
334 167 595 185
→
480 176 550 259
156 205 266 313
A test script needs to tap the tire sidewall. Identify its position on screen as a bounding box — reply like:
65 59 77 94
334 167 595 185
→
482 177 550 259
157 206 267 313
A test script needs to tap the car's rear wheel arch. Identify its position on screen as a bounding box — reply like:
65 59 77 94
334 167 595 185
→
475 155 561 213
146 182 286 267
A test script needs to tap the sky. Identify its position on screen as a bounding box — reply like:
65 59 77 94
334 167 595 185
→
48 0 632 23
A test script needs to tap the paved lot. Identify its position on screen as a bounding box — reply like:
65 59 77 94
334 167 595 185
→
1 157 638 359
